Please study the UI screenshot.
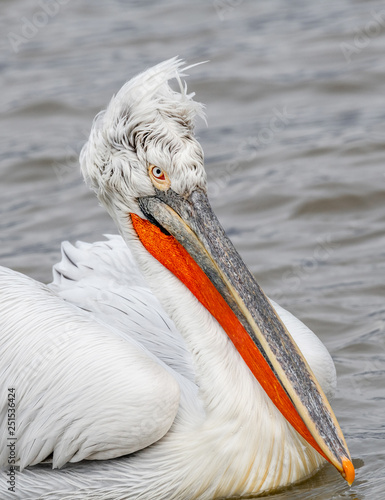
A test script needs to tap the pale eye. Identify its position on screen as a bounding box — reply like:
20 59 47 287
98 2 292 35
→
151 166 165 180
148 164 170 191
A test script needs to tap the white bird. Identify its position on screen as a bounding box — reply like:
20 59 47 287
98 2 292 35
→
0 58 354 500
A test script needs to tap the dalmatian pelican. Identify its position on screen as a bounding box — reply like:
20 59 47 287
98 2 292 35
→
0 58 354 499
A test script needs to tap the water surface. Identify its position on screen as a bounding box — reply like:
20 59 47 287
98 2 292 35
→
1 0 385 498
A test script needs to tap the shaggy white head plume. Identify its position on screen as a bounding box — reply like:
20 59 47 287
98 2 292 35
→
80 58 207 225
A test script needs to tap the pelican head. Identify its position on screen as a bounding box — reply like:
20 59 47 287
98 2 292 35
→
80 58 207 227
80 58 354 486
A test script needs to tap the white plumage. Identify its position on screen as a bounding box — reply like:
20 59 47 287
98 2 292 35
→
0 59 343 500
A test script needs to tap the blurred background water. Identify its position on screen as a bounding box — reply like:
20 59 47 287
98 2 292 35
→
1 0 385 498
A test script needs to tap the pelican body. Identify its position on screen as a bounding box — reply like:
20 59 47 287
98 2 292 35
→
0 59 354 499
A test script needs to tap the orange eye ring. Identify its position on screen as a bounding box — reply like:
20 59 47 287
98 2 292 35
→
148 164 171 191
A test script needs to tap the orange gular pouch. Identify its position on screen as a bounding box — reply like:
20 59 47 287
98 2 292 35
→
130 212 328 462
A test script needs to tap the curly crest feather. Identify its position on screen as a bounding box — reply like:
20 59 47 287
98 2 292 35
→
80 58 207 228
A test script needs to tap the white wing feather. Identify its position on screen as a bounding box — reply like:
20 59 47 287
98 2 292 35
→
49 235 196 382
0 265 180 471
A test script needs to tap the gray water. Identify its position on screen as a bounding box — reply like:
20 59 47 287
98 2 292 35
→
1 0 384 498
